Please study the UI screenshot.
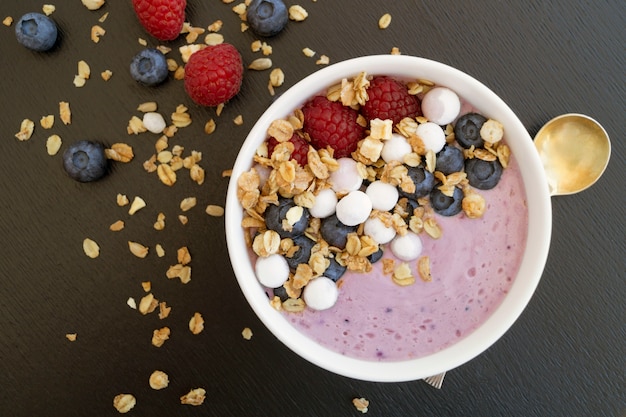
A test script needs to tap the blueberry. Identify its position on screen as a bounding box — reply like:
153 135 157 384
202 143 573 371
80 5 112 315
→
436 145 465 175
273 285 289 302
15 13 58 52
62 140 108 182
324 257 347 282
430 187 464 216
130 49 168 86
320 214 358 249
265 198 310 239
398 165 435 199
454 112 487 149
246 0 289 37
285 235 315 271
367 247 384 264
465 158 503 190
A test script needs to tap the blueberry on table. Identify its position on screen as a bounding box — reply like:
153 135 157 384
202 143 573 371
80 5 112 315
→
62 140 108 182
320 214 358 249
130 48 168 86
454 112 487 149
265 198 310 239
246 0 289 37
430 187 464 216
436 145 465 175
398 165 435 199
285 234 315 271
15 12 58 52
465 158 503 190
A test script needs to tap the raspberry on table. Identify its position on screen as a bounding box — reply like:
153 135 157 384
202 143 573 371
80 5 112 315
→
183 43 243 107
132 0 186 41
302 96 365 159
361 76 421 125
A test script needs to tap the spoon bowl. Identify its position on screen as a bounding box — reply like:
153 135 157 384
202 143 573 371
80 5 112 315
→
534 113 611 196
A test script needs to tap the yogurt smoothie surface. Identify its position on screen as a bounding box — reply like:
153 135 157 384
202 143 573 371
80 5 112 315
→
278 153 528 361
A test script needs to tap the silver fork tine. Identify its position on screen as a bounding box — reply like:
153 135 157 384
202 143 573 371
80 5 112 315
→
422 371 446 389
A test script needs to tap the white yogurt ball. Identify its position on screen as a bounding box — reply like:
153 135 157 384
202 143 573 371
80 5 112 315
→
416 122 446 153
255 254 289 288
366 181 399 212
390 231 423 261
142 112 167 134
421 87 461 126
335 190 372 226
309 188 338 219
364 217 397 245
381 133 412 163
303 276 339 310
329 158 363 193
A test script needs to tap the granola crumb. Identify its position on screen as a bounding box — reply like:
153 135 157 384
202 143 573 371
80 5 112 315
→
378 13 392 29
113 394 136 413
241 327 253 340
65 333 77 342
189 312 205 334
352 397 369 413
46 134 62 155
149 370 169 390
15 119 35 141
152 327 170 347
180 388 206 406
2 16 13 26
83 238 100 258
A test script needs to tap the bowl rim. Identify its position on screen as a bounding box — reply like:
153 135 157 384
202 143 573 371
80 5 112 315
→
225 54 552 382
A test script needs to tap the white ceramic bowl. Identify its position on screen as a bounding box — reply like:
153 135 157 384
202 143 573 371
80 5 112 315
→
225 55 552 382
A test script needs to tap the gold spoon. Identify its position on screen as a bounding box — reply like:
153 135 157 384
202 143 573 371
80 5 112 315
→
534 113 611 196
423 114 610 390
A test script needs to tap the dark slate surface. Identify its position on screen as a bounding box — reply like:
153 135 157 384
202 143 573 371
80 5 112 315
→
0 1 623 416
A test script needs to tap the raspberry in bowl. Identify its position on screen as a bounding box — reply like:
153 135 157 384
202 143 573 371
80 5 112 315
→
225 55 551 382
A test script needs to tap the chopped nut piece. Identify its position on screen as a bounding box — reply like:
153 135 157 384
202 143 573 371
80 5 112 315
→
82 0 105 10
149 370 169 390
378 13 392 29
302 47 316 57
241 327 253 340
249 57 272 70
137 101 158 112
91 25 106 43
127 297 137 309
316 54 330 65
180 388 206 406
204 119 216 134
15 119 34 141
83 238 100 258
139 293 158 315
128 241 149 258
65 333 77 342
101 69 113 81
109 220 125 231
46 134 62 155
178 214 188 225
155 244 165 257
205 204 224 217
42 4 56 16
128 196 146 215
177 246 191 265
152 327 170 347
113 394 136 414
158 301 171 319
179 197 197 212
3 16 13 27
40 115 54 129
141 281 151 292
352 397 369 413
117 194 129 206
59 101 71 125
289 5 308 21
189 312 204 334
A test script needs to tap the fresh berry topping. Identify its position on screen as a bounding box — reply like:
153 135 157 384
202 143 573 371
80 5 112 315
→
130 48 168 86
465 158 503 190
265 198 310 239
302 96 365 159
15 13 57 52
398 165 435 199
320 214 358 249
183 43 243 107
454 112 487 149
361 76 421 125
367 247 384 264
436 145 465 175
132 0 186 41
62 140 108 182
324 257 347 282
285 235 315 271
267 133 309 166
430 187 464 216
246 0 289 37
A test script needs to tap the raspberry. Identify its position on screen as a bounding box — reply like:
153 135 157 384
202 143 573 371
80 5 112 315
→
267 134 310 166
183 43 243 107
302 96 365 159
361 76 421 125
132 0 186 41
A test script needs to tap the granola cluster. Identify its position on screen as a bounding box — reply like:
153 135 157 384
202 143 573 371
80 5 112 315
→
237 72 511 312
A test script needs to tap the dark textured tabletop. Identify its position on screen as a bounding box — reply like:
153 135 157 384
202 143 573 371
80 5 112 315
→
0 1 624 416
